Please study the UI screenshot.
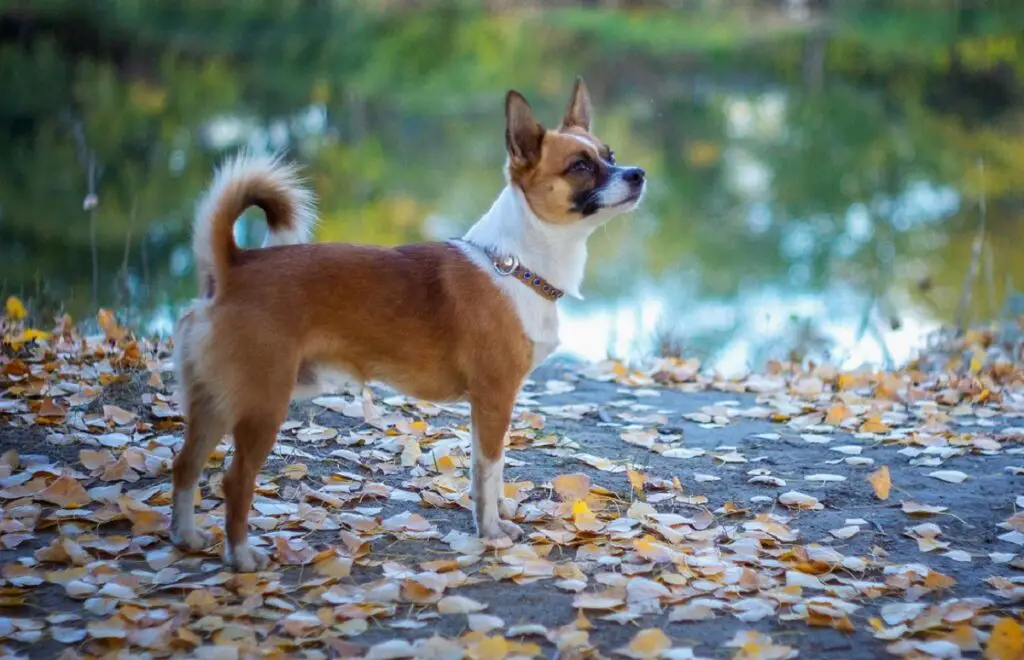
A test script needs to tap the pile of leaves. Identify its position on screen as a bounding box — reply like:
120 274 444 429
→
1 298 1023 659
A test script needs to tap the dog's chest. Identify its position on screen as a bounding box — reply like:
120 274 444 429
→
526 305 560 369
497 282 560 369
454 242 562 369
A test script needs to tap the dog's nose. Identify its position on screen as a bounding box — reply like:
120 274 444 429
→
623 167 646 184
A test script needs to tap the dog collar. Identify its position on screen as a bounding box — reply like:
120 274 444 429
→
456 240 565 302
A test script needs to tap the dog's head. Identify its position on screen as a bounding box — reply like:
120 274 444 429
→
504 77 646 226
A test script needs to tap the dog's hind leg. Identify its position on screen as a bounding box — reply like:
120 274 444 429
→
222 406 287 572
171 386 229 551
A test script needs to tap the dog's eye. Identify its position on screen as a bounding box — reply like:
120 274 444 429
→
607 150 616 165
569 159 593 174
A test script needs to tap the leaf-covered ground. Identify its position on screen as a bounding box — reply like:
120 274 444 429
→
1 301 1024 660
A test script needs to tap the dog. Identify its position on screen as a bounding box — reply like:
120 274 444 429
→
169 78 646 571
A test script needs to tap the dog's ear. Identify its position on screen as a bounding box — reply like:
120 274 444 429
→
561 76 592 132
505 90 545 166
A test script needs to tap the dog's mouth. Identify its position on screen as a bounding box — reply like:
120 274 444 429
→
611 188 644 209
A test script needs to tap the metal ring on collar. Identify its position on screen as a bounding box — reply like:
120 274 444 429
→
493 254 519 276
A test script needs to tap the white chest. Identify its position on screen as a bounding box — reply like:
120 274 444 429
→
454 242 561 369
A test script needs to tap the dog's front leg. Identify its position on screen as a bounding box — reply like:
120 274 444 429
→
470 395 523 542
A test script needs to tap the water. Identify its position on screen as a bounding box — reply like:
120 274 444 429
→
2 3 1022 374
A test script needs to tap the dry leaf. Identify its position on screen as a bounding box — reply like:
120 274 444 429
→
929 470 969 484
552 473 591 501
38 475 93 508
5 296 27 320
986 617 1024 660
437 595 487 614
778 491 823 511
618 628 672 659
868 466 891 500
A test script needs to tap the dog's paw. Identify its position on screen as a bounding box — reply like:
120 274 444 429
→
225 544 270 573
170 527 213 552
498 520 524 541
478 519 524 545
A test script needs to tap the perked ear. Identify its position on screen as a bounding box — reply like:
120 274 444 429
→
505 90 545 166
561 76 592 132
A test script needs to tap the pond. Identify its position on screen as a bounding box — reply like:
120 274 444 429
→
1 2 1022 374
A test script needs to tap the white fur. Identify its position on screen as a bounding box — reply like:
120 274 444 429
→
596 170 638 209
458 186 588 368
471 452 503 537
169 487 206 549
192 151 318 271
470 436 522 541
458 174 643 369
225 537 269 572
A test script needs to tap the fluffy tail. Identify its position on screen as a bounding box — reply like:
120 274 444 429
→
192 152 317 298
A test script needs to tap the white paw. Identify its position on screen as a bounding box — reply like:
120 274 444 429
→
499 519 524 541
477 518 524 544
225 543 270 573
170 527 212 552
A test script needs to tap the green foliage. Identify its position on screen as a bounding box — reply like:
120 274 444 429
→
0 1 1022 351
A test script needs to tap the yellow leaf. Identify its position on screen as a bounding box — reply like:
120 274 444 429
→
97 309 126 342
8 328 50 348
4 296 26 320
867 466 891 500
476 635 508 660
825 403 850 425
985 617 1024 660
571 499 603 533
860 416 890 434
970 349 985 374
633 535 674 562
314 553 352 579
552 473 591 501
626 469 648 493
435 454 457 473
282 463 308 480
622 628 672 659
836 373 856 391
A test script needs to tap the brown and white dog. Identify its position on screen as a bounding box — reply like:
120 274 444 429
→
170 78 646 571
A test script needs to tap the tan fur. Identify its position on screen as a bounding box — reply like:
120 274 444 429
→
170 79 631 571
506 79 614 225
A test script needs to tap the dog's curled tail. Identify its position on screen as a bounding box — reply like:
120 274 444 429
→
192 151 317 298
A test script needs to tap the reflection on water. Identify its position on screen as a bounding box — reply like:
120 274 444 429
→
1 2 1022 374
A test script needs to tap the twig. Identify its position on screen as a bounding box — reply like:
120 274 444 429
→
65 113 101 310
956 157 987 333
117 194 138 320
88 155 98 308
984 237 996 317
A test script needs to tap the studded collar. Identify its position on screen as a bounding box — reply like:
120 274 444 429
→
456 240 565 302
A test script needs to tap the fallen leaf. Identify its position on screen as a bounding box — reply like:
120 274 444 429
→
626 469 648 493
868 466 891 500
437 595 487 614
778 491 822 511
860 416 890 434
985 617 1024 660
38 474 93 508
103 404 137 426
552 473 591 501
618 628 672 659
929 470 969 484
5 296 27 320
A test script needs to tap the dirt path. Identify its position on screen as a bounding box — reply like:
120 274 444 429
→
1 333 1024 659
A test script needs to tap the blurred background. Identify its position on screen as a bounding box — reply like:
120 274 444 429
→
0 0 1021 373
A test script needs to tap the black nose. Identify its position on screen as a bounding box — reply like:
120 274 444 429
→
623 167 646 184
